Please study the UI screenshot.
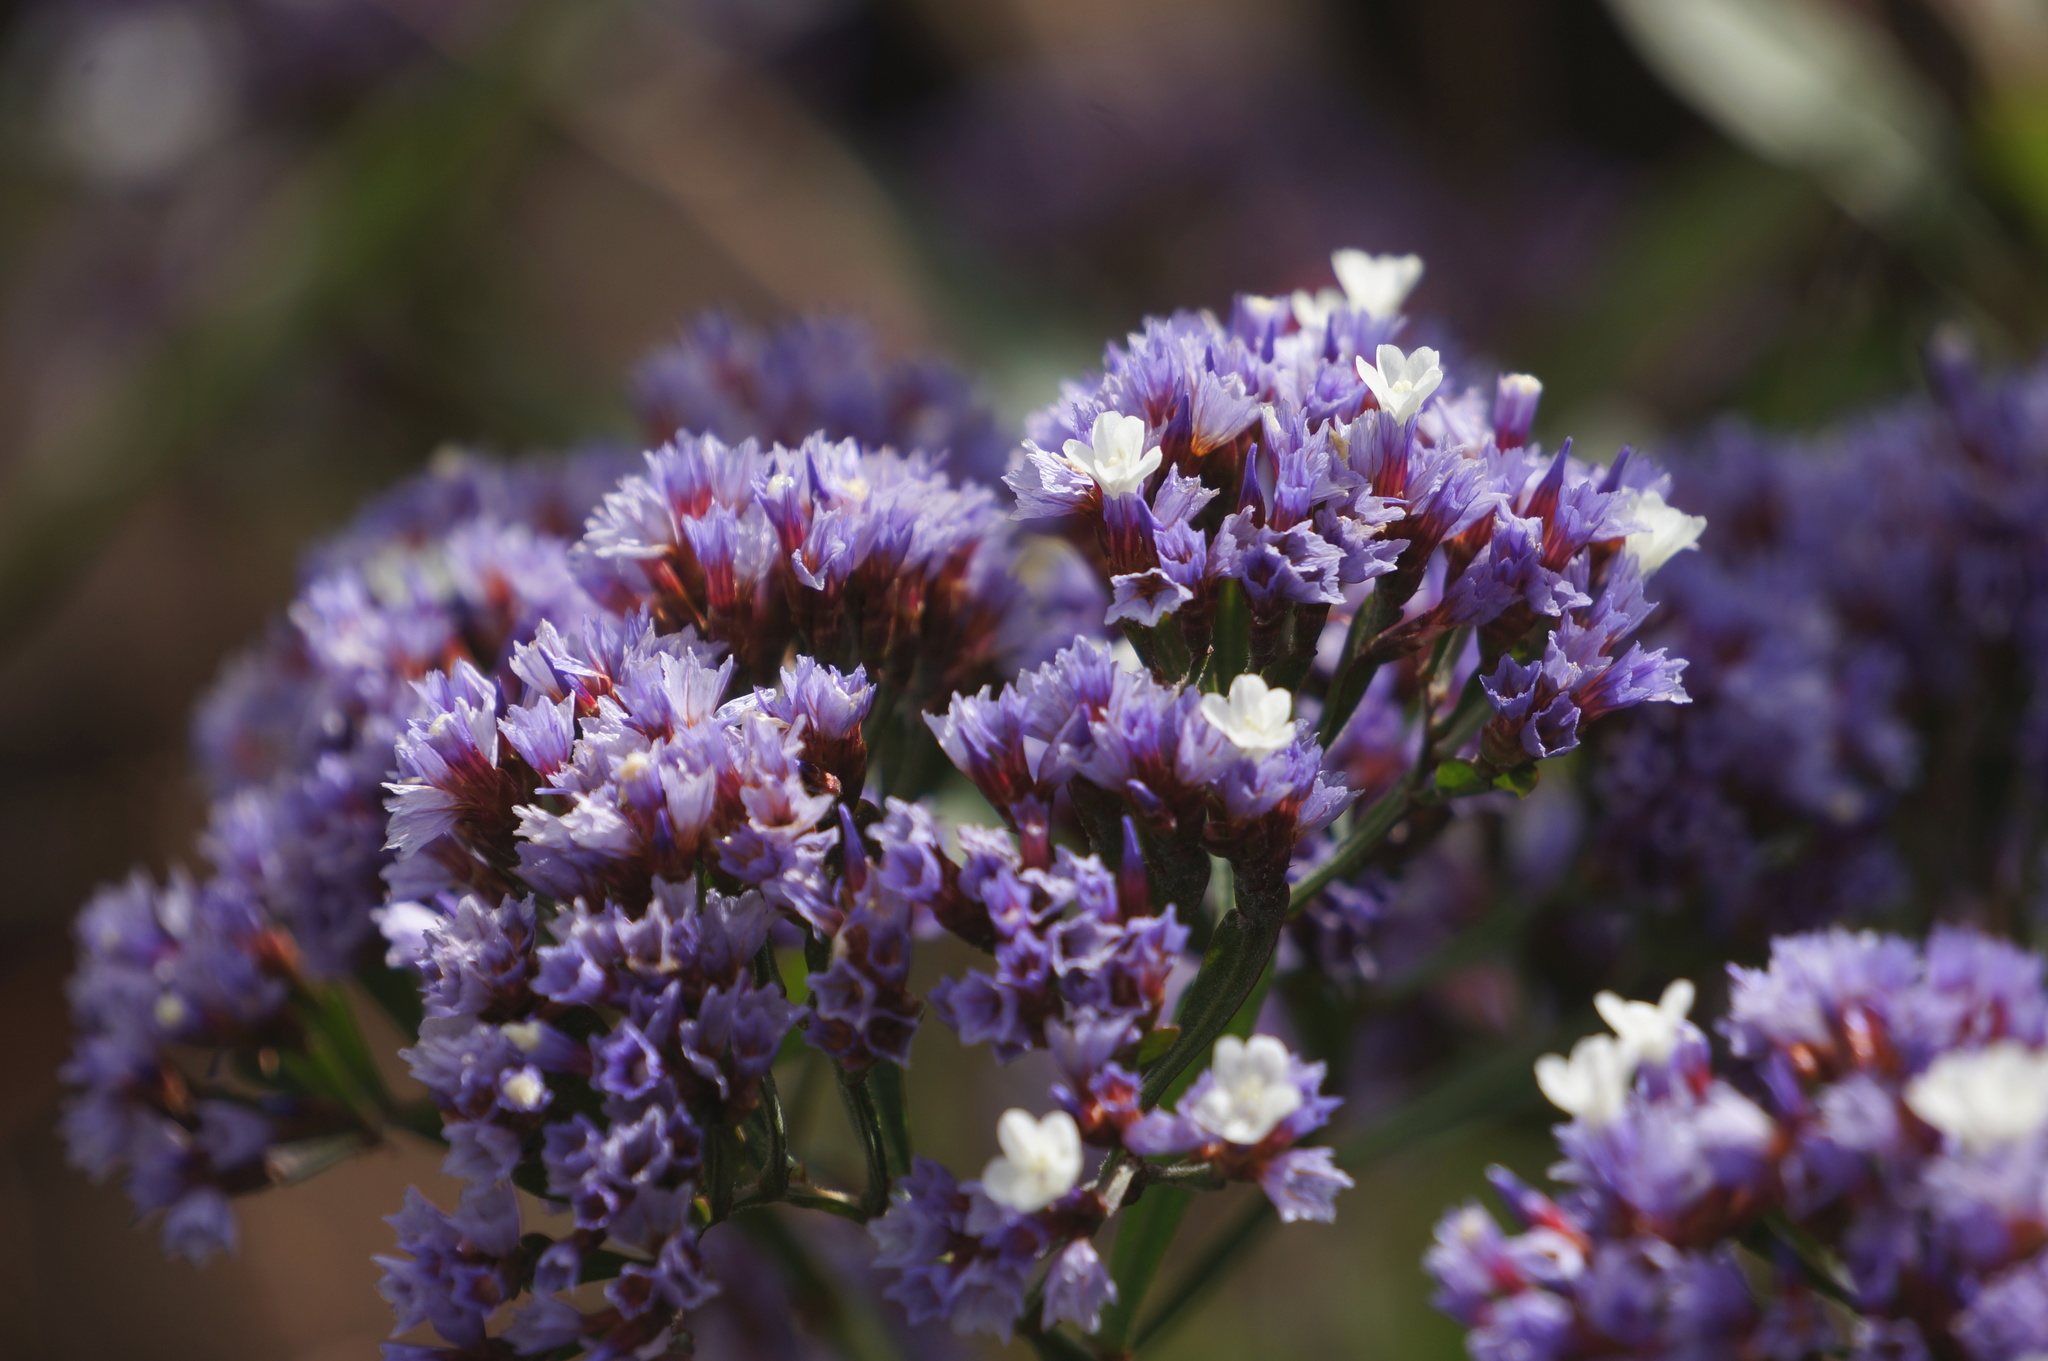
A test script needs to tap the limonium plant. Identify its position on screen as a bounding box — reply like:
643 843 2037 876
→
63 257 1727 1357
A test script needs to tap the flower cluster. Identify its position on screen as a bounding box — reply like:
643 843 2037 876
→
64 451 617 1260
1429 927 2048 1360
576 429 1097 711
870 1031 1348 1341
633 312 1010 486
930 639 1351 914
1011 249 1696 721
1579 341 2048 940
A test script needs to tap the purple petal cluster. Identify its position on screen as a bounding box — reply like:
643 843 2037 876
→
923 826 1188 1065
632 312 1010 486
384 880 793 1358
1126 1034 1352 1222
1009 253 1695 701
930 639 1351 905
1428 927 2048 1360
576 429 1098 702
65 452 618 1257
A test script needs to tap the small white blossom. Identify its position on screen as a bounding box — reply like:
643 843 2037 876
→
502 1020 545 1052
1062 411 1161 497
1331 249 1424 318
500 1068 547 1110
153 992 189 1032
1534 1033 1633 1128
1905 1041 2048 1152
1190 1035 1305 1145
981 1109 1083 1213
1594 979 1696 1066
1199 674 1295 756
1355 344 1444 423
1290 286 1346 330
1618 488 1708 576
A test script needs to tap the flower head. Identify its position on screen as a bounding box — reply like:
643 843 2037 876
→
1354 344 1444 423
1190 1035 1306 1145
1063 411 1162 497
1331 249 1424 319
1906 1041 2048 1152
1200 674 1296 756
981 1109 1083 1213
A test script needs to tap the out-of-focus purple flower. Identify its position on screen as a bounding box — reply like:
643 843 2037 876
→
1429 928 2048 1360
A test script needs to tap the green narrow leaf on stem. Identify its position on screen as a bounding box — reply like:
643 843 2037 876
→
1096 1186 1192 1352
869 1061 913 1178
1207 582 1249 691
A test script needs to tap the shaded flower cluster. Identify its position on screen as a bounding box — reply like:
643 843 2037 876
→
633 312 1010 487
65 451 618 1260
1429 928 2048 1360
1582 343 2048 940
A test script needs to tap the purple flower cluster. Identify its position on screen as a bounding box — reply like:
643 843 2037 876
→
1009 251 1694 717
64 452 618 1260
870 1030 1347 1341
379 882 784 1359
930 638 1351 911
1428 927 2048 1360
633 312 1010 486
1582 344 2048 938
576 429 1098 709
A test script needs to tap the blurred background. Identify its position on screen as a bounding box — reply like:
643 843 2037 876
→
5 0 2048 1356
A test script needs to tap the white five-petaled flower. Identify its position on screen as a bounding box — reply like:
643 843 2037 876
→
1063 411 1161 498
1534 1033 1633 1128
1331 249 1425 319
1618 488 1708 576
1199 674 1295 756
1355 344 1444 424
981 1109 1084 1213
1594 979 1696 1066
1190 1034 1306 1145
1905 1041 2048 1152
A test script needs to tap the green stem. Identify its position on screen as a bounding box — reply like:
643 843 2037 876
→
869 1062 913 1178
1140 910 1280 1109
1286 773 1418 915
1319 592 1397 744
1096 1187 1192 1353
757 1068 791 1203
837 1065 893 1218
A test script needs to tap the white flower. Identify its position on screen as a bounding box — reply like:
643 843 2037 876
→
500 1068 547 1110
1290 286 1347 330
1190 1035 1305 1145
1331 250 1424 319
1355 344 1444 423
1905 1041 2048 1152
981 1109 1083 1212
1594 979 1696 1066
1618 488 1708 576
1062 411 1161 497
1199 674 1295 756
1534 1033 1633 1128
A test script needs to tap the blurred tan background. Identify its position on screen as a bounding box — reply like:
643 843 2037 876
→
5 0 2048 1355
